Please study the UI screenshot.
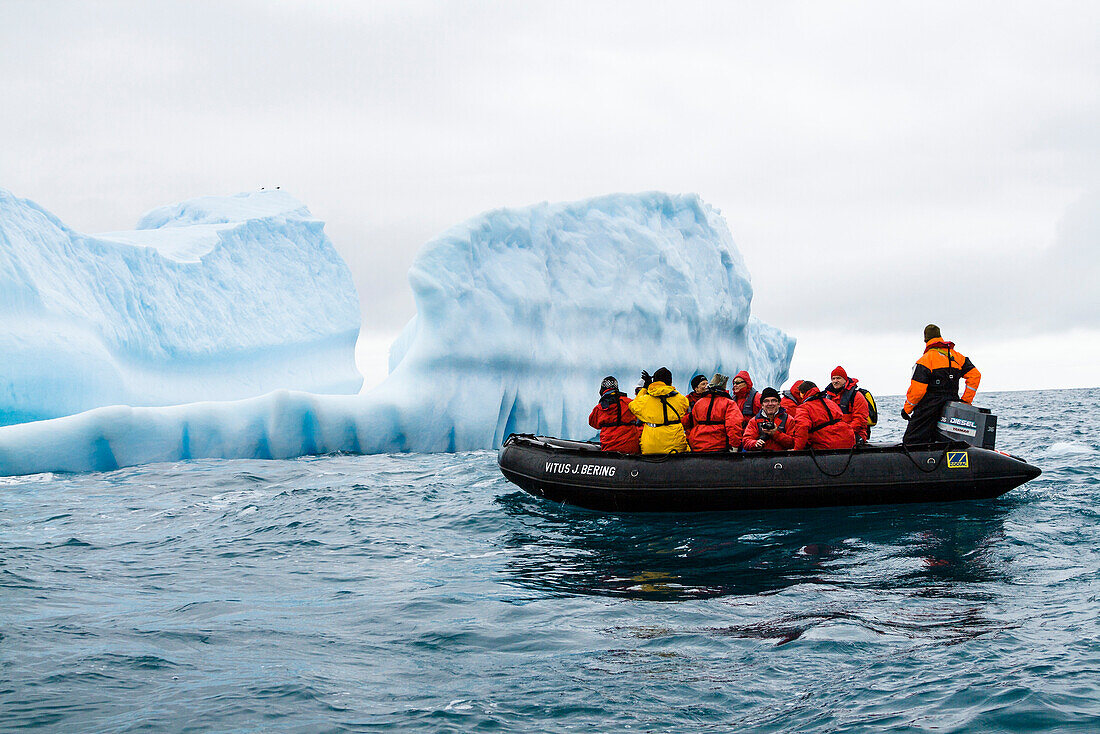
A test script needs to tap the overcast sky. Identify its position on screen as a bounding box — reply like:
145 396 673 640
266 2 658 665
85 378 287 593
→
2 1 1097 393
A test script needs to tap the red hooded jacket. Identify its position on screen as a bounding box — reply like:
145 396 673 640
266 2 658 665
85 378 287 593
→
793 388 857 450
823 375 870 441
588 391 642 453
732 371 762 420
780 380 803 416
682 390 743 452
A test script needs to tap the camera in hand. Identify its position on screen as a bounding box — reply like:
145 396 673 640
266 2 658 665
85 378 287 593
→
760 420 776 431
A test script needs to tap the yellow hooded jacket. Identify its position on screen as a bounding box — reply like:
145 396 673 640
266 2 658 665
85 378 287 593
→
628 382 691 454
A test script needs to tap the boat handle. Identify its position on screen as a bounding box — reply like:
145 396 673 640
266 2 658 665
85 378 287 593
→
927 458 936 465
774 462 783 470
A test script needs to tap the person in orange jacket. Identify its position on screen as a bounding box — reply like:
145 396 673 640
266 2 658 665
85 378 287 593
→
588 376 642 453
902 324 981 445
793 381 856 450
823 366 870 443
743 387 799 451
683 373 743 452
780 379 804 415
731 370 762 422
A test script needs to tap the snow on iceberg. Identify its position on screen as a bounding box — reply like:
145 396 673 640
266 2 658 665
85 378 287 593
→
0 188 362 426
0 192 794 476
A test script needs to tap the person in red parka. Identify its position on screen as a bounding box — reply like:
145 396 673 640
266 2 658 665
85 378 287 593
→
743 387 798 451
687 374 709 407
731 370 762 422
682 373 743 452
822 366 870 443
588 376 642 453
793 381 856 450
780 379 803 416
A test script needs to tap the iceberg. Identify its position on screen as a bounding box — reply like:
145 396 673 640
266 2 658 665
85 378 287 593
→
0 188 362 426
0 192 794 476
378 192 794 450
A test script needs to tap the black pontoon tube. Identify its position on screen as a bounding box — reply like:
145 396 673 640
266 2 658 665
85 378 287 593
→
498 434 1041 513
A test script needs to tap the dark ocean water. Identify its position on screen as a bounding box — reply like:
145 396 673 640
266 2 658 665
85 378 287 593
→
2 388 1098 733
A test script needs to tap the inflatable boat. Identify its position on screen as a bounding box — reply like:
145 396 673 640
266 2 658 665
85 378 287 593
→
497 434 1041 513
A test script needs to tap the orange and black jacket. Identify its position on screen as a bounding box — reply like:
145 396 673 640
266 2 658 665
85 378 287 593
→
903 339 981 414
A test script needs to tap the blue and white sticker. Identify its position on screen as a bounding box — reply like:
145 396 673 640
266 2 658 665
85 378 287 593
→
946 451 969 469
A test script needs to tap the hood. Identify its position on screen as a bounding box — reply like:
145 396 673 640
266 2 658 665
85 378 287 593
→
733 370 753 397
924 339 955 353
599 390 626 409
646 382 679 397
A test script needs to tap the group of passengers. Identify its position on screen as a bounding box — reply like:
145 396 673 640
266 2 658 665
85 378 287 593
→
588 366 870 455
588 325 981 454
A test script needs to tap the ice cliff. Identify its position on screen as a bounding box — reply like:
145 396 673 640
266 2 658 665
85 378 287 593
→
0 188 362 426
0 192 794 476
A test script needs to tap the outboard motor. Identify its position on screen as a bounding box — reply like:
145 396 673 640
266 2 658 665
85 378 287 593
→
939 402 997 449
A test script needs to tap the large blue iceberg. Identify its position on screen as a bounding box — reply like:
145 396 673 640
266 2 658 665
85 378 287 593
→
0 191 793 476
379 192 794 448
0 188 362 426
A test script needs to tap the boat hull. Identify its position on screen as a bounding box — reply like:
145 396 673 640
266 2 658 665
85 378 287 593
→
497 435 1041 513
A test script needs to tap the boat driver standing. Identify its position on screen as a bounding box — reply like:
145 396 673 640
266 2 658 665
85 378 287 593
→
902 324 981 445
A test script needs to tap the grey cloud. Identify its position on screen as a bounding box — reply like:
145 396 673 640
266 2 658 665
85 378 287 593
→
1 1 1098 341
749 184 1100 338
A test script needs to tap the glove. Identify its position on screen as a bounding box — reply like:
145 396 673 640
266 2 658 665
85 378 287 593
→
641 370 652 388
900 409 910 421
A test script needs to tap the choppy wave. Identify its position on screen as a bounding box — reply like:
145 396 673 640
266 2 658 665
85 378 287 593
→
1044 441 1095 457
1 388 1098 732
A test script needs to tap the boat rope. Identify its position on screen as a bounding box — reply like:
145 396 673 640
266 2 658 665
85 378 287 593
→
807 445 857 477
899 442 951 473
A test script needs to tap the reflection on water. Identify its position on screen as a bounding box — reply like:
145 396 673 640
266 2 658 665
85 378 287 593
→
497 491 1012 601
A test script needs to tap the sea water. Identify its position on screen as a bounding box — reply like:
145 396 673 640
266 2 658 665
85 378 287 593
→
2 389 1098 732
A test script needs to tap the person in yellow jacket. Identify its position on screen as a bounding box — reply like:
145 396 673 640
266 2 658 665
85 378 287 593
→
628 367 691 454
902 324 981 445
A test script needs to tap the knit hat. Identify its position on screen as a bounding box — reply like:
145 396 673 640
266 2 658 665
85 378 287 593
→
831 365 848 380
600 376 618 394
710 373 729 391
653 367 673 385
760 387 780 401
690 374 707 390
924 323 941 342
